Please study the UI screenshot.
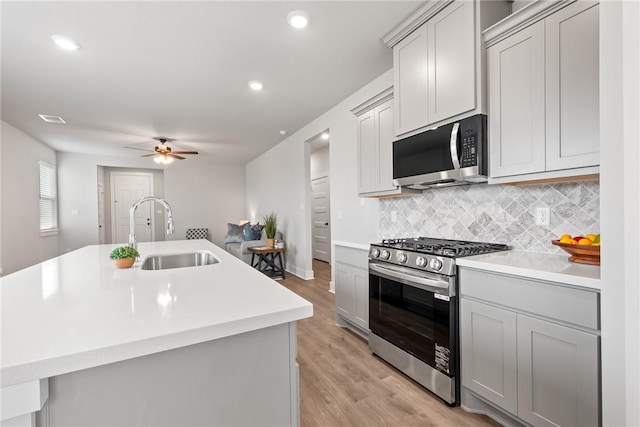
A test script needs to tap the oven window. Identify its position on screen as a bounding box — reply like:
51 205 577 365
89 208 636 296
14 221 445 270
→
370 274 454 374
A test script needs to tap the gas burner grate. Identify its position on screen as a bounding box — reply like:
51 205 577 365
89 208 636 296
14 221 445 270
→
380 237 509 257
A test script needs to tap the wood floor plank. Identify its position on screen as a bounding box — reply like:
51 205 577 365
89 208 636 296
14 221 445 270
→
279 260 499 427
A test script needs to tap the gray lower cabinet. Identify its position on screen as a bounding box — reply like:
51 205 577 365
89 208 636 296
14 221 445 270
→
516 314 599 427
461 299 518 415
334 245 369 334
460 267 600 427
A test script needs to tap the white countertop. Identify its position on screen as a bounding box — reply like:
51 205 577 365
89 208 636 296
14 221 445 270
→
333 241 370 251
457 250 601 291
0 240 313 387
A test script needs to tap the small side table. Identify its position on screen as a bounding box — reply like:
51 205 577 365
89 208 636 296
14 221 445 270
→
248 246 286 280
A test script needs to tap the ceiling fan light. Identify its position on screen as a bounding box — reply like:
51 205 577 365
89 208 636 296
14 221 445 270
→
153 155 174 165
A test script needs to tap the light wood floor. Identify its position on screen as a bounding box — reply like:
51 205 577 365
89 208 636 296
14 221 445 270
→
279 260 500 427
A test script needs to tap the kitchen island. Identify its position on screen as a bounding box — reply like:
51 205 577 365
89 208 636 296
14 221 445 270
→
0 240 313 427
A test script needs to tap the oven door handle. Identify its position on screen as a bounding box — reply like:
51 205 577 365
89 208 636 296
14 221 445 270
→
369 263 451 295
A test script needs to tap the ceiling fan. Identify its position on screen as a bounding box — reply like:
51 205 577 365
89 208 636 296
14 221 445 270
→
127 137 199 164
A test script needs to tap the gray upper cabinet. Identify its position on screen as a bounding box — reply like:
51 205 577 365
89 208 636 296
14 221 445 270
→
486 1 600 183
385 0 510 137
394 27 429 135
357 108 377 194
352 87 416 197
545 2 600 171
488 21 546 177
427 0 476 124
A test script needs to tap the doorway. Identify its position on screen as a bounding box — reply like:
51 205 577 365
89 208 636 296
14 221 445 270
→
110 172 155 244
309 131 331 264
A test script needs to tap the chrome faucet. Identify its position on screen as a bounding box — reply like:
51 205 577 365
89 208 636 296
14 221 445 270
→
128 196 175 250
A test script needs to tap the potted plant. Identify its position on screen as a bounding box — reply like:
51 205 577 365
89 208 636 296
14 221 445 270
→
262 212 277 249
110 246 139 269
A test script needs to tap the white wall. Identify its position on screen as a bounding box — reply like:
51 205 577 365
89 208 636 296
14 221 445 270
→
56 152 163 253
1 121 59 275
310 147 330 180
246 70 392 279
600 2 640 425
163 157 246 247
57 153 247 252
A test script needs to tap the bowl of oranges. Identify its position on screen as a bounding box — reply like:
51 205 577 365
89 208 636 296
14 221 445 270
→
552 234 600 265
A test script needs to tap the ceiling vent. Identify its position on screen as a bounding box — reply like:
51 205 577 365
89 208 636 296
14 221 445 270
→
38 114 66 124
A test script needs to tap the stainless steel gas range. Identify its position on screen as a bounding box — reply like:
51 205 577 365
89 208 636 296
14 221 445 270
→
368 237 509 405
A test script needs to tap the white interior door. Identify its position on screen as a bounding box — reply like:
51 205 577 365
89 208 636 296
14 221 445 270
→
312 176 331 263
110 173 154 244
97 184 106 244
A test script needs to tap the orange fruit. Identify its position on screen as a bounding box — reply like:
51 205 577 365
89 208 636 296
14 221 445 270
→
578 238 592 246
586 234 597 242
560 234 572 241
569 239 578 244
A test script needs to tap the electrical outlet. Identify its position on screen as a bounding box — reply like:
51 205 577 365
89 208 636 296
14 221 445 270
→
535 207 550 226
391 211 397 222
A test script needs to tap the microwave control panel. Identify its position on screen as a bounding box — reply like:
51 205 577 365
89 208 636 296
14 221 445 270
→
460 132 477 168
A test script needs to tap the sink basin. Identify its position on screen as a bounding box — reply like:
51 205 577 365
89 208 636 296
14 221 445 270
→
140 251 218 271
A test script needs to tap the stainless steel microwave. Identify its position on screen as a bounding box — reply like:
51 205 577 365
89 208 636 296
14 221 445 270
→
392 114 488 190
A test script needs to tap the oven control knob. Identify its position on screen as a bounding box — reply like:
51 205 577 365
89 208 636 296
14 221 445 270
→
429 258 443 271
371 248 380 258
397 252 408 263
416 256 427 267
380 250 390 260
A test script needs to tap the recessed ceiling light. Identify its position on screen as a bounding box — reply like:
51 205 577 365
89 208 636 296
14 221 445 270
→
51 35 81 51
279 130 287 136
38 114 66 124
321 132 330 140
287 11 310 29
248 80 263 91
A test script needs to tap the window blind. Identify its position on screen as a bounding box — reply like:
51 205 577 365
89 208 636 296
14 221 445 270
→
39 161 58 233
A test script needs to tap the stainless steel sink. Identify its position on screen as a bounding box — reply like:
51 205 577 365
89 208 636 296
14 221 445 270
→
140 251 218 270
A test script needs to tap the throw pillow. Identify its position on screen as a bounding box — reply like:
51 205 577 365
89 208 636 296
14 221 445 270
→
242 223 263 241
225 223 244 243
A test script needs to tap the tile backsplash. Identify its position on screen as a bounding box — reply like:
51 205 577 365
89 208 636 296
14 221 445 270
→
379 180 599 254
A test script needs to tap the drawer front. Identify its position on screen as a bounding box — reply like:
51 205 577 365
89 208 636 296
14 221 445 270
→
459 268 599 330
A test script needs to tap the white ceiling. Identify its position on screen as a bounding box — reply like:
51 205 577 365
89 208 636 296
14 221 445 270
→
1 1 420 164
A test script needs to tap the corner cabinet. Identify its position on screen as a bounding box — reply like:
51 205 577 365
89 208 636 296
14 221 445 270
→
334 244 369 337
486 1 600 184
351 87 416 197
460 267 600 427
384 0 511 137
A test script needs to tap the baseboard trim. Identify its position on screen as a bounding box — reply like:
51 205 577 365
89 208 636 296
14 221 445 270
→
286 265 314 280
328 280 335 293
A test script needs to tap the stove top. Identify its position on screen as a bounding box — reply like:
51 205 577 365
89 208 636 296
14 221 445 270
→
369 237 509 276
379 237 509 258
